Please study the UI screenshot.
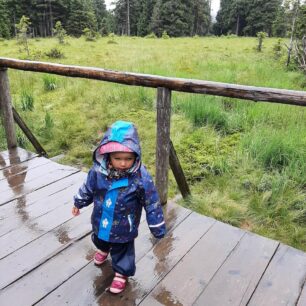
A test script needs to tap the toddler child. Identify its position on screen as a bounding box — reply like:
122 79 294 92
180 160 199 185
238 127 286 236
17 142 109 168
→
72 121 166 294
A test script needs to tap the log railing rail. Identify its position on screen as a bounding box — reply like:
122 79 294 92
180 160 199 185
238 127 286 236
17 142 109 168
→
0 57 306 203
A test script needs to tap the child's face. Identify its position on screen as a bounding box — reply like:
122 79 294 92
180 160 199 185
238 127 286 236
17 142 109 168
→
109 152 136 171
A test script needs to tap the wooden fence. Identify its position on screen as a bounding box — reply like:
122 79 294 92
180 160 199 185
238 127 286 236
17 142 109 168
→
0 57 306 203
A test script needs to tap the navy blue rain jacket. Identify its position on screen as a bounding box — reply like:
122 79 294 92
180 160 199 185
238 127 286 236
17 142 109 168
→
74 121 166 243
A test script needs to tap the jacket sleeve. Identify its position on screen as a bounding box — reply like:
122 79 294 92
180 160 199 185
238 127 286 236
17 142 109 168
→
140 166 166 238
73 168 96 209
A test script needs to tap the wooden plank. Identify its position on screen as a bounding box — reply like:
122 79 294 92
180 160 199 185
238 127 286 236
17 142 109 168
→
0 234 94 306
297 281 306 306
193 232 279 306
96 212 216 305
156 87 171 204
0 176 85 237
0 158 75 192
248 244 306 306
0 161 79 205
0 156 51 181
36 203 191 306
140 221 244 306
0 171 85 221
0 69 17 149
1 58 306 106
0 207 92 290
0 147 37 170
0 195 90 259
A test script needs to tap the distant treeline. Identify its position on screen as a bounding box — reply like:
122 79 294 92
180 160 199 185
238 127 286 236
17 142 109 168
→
215 0 306 38
0 0 305 39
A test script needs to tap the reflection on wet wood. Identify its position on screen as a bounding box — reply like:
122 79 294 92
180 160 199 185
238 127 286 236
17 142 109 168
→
0 235 95 305
96 212 215 305
0 148 306 306
0 147 37 170
0 177 85 237
141 221 244 306
0 156 50 181
0 160 79 205
36 201 191 306
193 233 279 306
0 208 92 289
248 244 306 306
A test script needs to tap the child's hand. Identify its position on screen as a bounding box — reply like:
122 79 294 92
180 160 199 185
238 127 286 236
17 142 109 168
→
72 206 80 216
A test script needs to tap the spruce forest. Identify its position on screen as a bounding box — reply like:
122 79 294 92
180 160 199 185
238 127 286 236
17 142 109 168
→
0 0 305 38
0 0 306 252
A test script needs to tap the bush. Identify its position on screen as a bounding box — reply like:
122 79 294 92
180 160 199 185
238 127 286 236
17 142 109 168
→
45 47 64 59
273 39 283 59
83 27 98 41
53 21 67 44
162 31 170 39
144 32 157 39
256 32 267 52
107 33 117 44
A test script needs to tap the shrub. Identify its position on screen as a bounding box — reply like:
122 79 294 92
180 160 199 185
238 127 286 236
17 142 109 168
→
16 15 31 56
256 31 267 52
162 30 170 39
53 21 67 44
144 32 157 39
45 47 64 59
83 27 98 41
107 33 117 44
273 39 283 59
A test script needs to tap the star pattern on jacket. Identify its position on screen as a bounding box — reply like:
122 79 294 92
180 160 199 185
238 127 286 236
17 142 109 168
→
106 198 112 208
102 218 109 228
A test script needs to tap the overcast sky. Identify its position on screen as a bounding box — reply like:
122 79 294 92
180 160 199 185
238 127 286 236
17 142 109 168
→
104 0 221 17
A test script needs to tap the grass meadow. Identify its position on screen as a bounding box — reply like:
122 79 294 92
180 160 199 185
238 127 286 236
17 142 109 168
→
0 35 305 250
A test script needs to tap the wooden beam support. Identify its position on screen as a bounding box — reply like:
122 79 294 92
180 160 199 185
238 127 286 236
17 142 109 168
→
0 57 305 106
169 140 191 199
156 87 171 205
12 107 47 157
0 68 17 150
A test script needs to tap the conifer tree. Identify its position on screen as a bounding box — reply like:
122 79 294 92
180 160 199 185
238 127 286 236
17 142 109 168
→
93 0 108 33
0 0 10 38
192 0 211 36
66 0 97 37
150 0 193 37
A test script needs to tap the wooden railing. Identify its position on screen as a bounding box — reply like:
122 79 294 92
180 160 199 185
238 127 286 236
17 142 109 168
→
0 57 306 203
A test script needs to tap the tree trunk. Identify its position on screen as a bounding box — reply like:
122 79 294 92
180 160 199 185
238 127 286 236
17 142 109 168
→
49 0 54 36
127 0 130 36
287 1 300 66
235 15 240 35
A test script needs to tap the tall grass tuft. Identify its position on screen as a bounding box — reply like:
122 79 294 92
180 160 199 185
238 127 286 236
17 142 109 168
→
43 75 58 91
242 128 306 185
179 95 243 134
20 91 34 111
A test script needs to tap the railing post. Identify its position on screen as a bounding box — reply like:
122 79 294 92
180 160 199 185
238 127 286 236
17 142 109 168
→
156 87 171 205
0 68 17 149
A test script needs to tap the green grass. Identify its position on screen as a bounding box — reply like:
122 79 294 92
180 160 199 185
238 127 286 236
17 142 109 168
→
0 36 305 251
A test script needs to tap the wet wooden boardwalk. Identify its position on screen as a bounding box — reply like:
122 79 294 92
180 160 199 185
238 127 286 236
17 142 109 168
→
0 147 306 306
